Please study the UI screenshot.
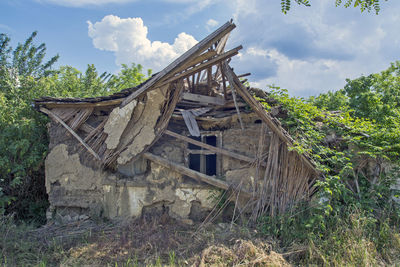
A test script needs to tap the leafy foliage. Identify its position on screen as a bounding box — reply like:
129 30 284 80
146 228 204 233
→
281 0 387 14
0 32 150 221
258 61 400 265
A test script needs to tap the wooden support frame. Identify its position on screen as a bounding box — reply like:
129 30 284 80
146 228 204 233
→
223 66 244 130
40 107 101 161
182 92 225 105
37 99 122 108
159 46 242 86
143 152 253 199
221 62 317 173
172 51 217 78
187 149 216 155
121 21 236 107
164 129 264 166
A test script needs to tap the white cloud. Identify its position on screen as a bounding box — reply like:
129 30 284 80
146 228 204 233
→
87 15 198 71
36 0 136 7
206 19 219 31
242 48 348 96
228 0 400 96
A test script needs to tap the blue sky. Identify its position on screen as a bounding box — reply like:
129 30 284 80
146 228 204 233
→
1 0 399 96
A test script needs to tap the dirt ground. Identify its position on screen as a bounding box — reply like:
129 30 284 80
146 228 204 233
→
28 215 292 266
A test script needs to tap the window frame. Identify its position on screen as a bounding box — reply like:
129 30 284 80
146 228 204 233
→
184 131 222 176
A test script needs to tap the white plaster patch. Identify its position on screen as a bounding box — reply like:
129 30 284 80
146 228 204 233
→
117 87 166 164
176 188 217 209
196 189 218 208
127 187 148 217
104 100 137 149
103 185 112 193
175 188 197 202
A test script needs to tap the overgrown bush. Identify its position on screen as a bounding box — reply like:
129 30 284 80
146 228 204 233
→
257 62 400 264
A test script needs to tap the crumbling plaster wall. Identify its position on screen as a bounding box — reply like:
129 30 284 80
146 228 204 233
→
45 144 107 219
45 126 217 222
45 111 269 222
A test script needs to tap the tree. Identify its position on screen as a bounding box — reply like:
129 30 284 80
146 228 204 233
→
281 0 387 14
0 32 150 222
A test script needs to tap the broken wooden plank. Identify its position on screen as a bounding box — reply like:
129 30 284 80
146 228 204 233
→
221 62 317 173
180 107 211 136
40 107 101 161
221 62 244 130
187 149 216 155
220 62 228 100
80 122 95 134
159 46 242 87
121 21 236 107
182 92 225 105
207 67 212 89
216 32 230 54
237 73 251 78
164 129 264 166
169 51 217 79
181 109 201 137
37 99 122 108
69 107 94 131
143 152 253 199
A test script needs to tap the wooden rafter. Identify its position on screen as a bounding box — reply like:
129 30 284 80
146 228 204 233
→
40 107 101 161
143 152 253 199
164 129 265 167
159 46 242 87
216 32 230 54
37 99 122 108
168 50 217 79
121 21 236 107
221 62 317 173
182 92 225 106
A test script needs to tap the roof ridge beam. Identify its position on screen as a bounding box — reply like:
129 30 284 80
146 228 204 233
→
121 20 236 107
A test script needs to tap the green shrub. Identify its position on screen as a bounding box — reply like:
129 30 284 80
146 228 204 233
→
0 32 150 222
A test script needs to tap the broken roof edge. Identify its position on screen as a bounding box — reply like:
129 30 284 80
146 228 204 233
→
33 72 159 107
120 20 236 107
33 19 318 175
34 20 236 108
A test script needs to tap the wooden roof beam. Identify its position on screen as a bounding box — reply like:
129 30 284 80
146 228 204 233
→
159 45 242 86
143 152 253 199
164 129 265 167
121 21 236 107
40 107 101 161
221 62 317 173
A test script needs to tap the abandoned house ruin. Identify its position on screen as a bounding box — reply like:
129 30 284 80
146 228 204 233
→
35 21 317 223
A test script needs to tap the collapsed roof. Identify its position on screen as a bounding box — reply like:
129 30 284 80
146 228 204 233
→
35 20 317 217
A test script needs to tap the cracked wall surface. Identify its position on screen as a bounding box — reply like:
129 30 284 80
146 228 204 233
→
45 108 268 223
45 144 108 217
104 100 136 149
117 86 168 165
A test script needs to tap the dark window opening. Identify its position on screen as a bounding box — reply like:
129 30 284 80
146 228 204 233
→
189 154 201 172
188 135 218 176
254 119 262 124
188 136 201 150
205 154 216 176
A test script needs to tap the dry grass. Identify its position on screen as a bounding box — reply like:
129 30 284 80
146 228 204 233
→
0 214 289 266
